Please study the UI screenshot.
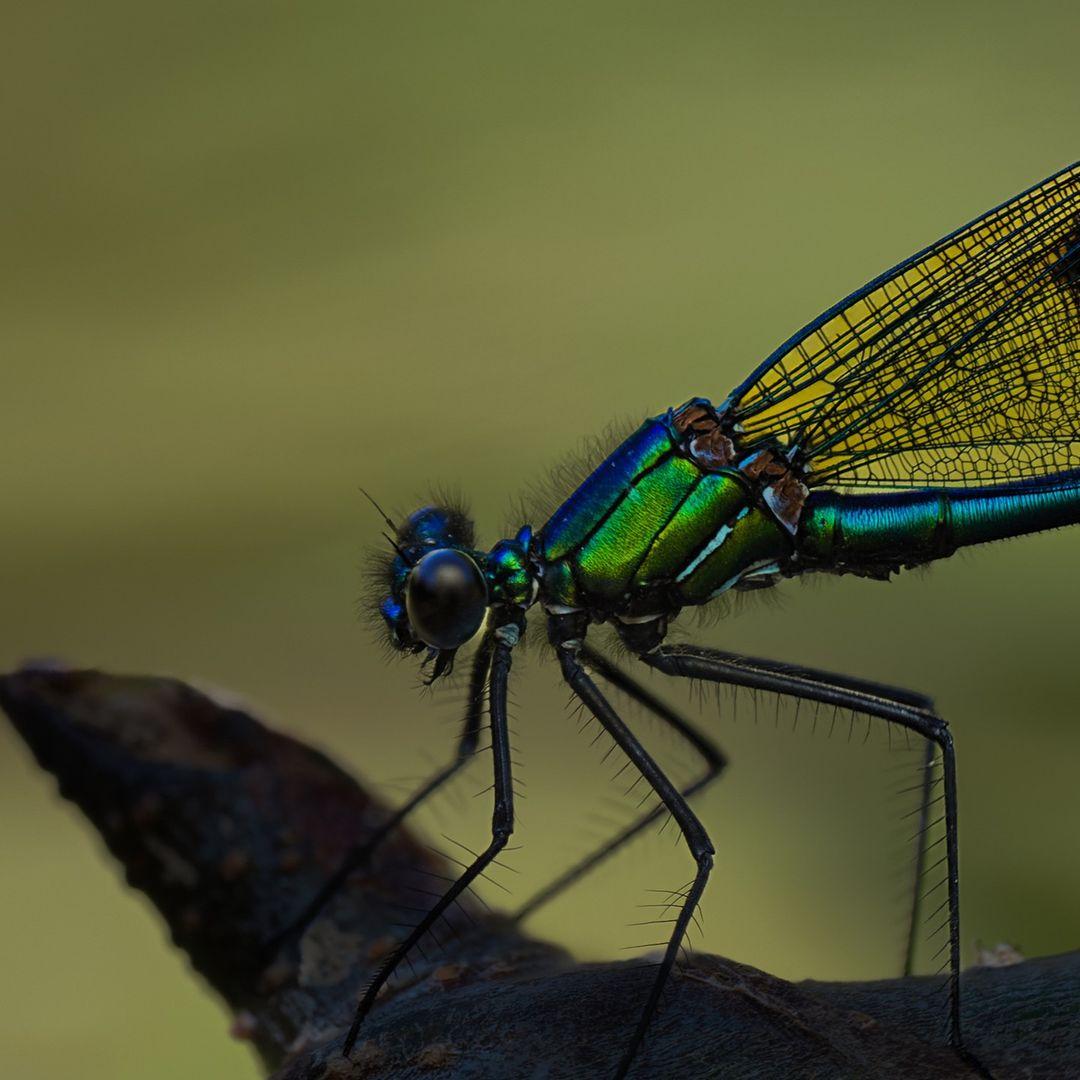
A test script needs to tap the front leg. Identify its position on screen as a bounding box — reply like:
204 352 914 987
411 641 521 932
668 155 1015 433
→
554 624 714 1080
264 631 494 958
343 618 518 1057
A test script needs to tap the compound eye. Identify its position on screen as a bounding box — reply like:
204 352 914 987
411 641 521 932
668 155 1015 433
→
405 549 488 650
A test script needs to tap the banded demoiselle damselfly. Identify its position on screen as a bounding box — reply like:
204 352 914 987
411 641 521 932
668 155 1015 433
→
275 161 1080 1079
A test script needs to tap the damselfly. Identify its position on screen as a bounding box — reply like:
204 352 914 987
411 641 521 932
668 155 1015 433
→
281 162 1080 1078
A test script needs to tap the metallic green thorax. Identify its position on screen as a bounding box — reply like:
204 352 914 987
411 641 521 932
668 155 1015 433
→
538 408 794 616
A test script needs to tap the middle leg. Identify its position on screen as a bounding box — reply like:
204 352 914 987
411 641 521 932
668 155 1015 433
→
556 632 714 1080
513 643 726 922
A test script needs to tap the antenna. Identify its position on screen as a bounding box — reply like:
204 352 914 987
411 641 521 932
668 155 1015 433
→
381 531 411 563
360 488 413 563
359 487 398 534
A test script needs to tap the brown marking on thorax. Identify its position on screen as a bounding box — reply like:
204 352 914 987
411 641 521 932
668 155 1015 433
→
672 400 736 469
673 399 808 534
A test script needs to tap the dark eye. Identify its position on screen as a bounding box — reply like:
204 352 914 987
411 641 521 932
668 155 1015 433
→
405 549 488 650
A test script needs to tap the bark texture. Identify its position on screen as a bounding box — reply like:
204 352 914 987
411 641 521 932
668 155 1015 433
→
2 667 1076 1079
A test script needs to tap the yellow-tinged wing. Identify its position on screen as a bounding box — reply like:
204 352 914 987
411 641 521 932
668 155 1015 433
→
727 162 1080 488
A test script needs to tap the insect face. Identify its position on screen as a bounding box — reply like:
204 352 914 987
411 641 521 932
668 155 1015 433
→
374 503 487 679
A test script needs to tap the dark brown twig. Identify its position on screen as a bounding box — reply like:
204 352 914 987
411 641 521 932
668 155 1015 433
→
2 668 1076 1079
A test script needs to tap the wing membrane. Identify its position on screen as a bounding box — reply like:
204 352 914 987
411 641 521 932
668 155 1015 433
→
729 163 1080 488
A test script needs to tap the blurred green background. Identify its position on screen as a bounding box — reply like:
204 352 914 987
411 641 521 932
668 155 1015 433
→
4 3 1080 1077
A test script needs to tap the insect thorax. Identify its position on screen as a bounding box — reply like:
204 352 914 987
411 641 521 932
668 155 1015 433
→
535 399 806 619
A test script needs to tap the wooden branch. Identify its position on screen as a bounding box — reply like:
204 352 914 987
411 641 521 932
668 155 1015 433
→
2 667 1076 1079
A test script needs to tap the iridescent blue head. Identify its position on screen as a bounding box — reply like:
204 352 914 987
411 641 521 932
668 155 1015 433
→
372 498 536 681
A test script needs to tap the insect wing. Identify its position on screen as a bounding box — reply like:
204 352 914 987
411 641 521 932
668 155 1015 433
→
728 163 1080 489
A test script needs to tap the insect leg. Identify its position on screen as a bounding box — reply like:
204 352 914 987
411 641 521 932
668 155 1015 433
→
343 619 518 1057
905 738 938 977
637 642 970 1058
513 643 725 923
264 630 494 956
557 639 714 1080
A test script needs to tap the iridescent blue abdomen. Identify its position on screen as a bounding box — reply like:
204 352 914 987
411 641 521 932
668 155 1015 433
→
797 470 1080 578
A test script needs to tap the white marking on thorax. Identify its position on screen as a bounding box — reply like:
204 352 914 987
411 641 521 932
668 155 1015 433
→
544 603 583 615
707 557 782 599
675 507 749 582
740 560 780 580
